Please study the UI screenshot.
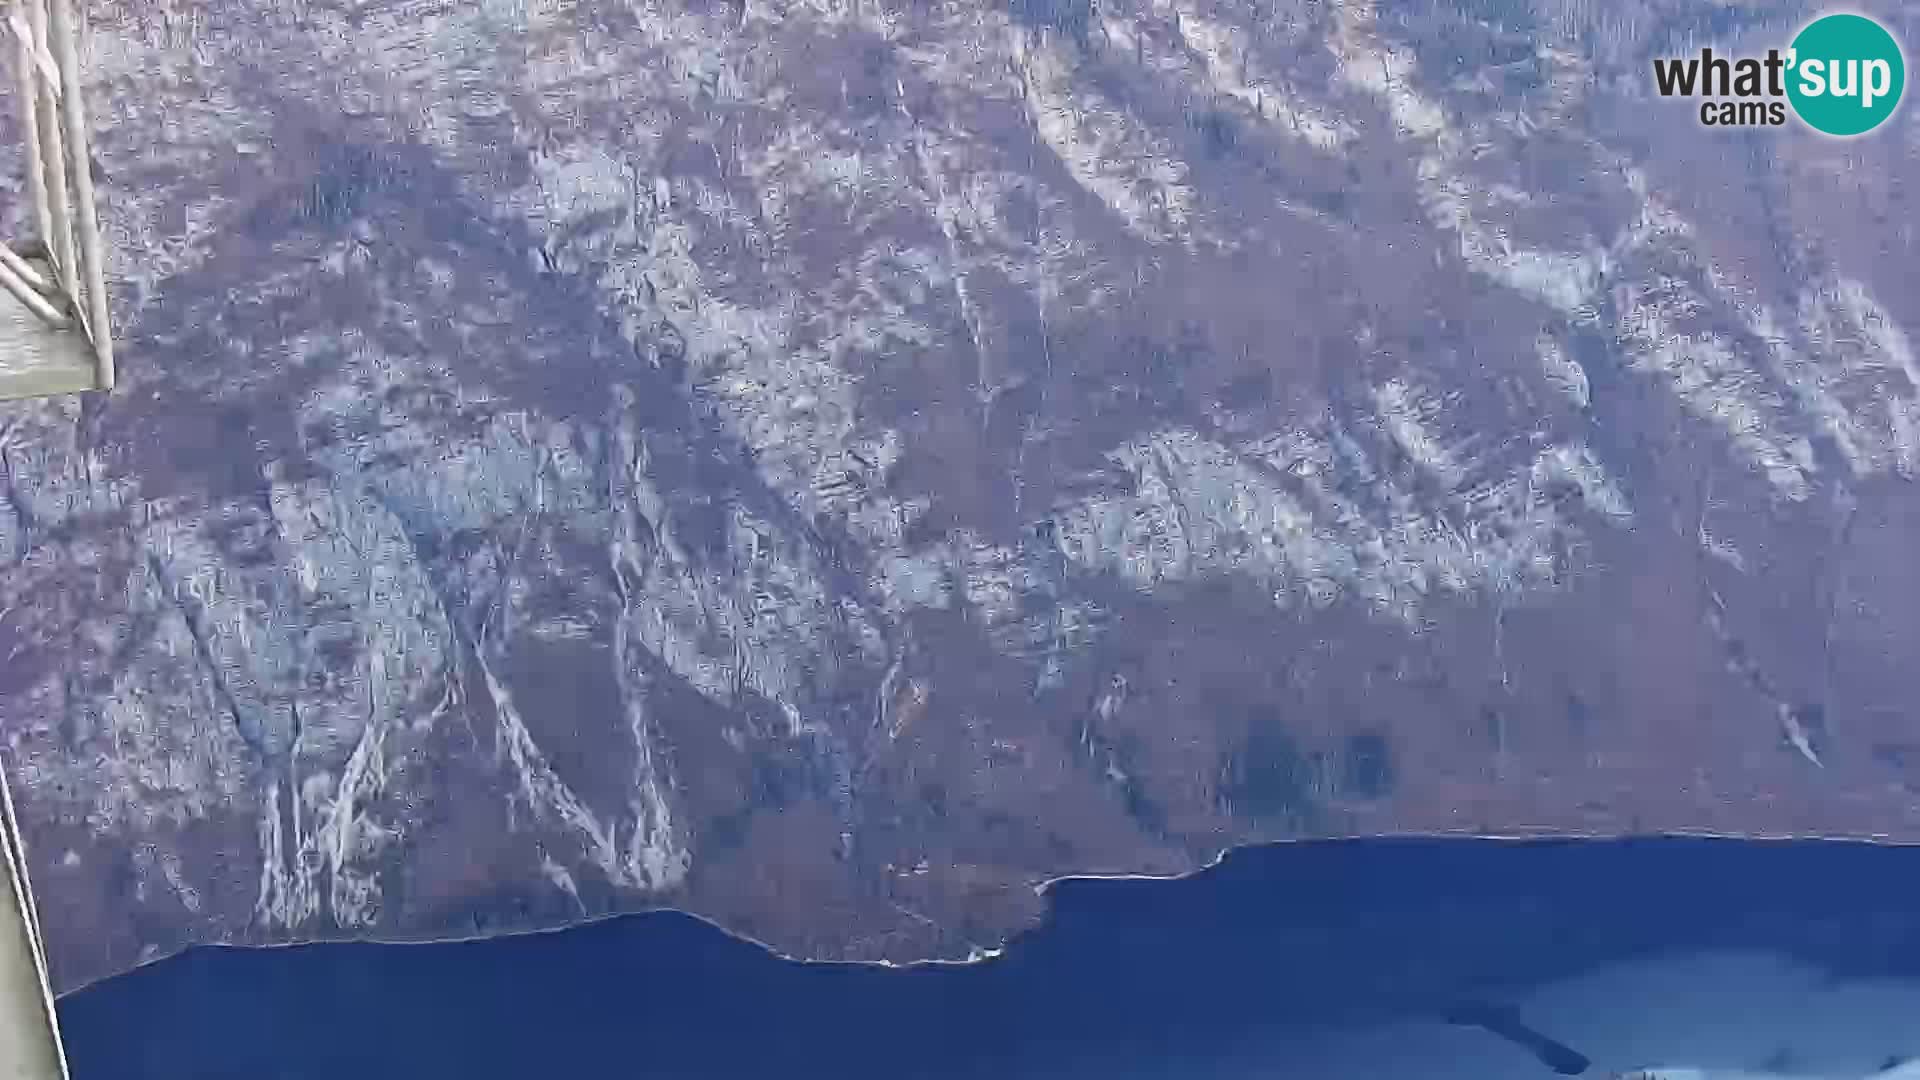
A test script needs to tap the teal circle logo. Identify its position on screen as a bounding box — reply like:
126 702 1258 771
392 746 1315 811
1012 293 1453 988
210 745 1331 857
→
1787 13 1905 136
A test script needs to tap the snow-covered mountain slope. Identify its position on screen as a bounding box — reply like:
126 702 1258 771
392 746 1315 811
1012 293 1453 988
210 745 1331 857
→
2 0 1918 991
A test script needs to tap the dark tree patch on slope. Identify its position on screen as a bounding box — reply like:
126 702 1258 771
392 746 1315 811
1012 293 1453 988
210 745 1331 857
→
1338 732 1396 800
1009 0 1092 41
1189 107 1241 161
1219 727 1317 828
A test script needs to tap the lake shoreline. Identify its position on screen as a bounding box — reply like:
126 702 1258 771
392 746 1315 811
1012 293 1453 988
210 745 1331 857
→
57 828 1920 1000
57 836 1920 1078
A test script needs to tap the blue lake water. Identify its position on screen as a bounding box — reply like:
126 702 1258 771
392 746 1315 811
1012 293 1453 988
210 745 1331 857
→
56 838 1920 1079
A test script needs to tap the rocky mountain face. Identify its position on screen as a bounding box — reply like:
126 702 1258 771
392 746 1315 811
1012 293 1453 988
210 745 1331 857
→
1 0 1917 992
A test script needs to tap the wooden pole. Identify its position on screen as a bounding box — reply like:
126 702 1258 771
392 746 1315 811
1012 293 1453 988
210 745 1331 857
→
0 253 69 327
0 760 67 1080
45 0 109 387
9 1 55 258
22 0 75 304
0 245 51 295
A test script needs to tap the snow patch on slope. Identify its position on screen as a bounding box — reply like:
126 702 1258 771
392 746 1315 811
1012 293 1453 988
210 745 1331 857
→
1012 25 1196 245
1052 414 1630 626
1327 0 1918 505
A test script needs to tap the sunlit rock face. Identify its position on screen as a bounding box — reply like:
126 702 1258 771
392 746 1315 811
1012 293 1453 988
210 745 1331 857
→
2 0 1918 991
